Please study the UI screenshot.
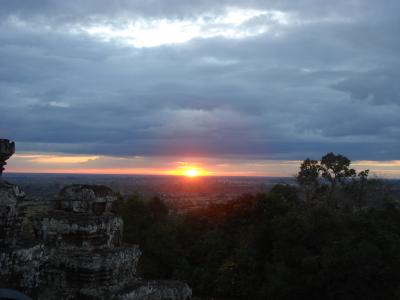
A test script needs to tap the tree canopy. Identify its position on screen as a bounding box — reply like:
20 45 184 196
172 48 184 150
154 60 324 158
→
115 153 399 299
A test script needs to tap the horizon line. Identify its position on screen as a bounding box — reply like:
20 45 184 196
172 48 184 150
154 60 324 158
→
4 170 293 178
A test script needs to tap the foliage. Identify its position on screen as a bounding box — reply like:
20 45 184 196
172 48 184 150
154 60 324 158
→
296 158 321 202
320 152 356 207
296 153 370 208
115 155 400 299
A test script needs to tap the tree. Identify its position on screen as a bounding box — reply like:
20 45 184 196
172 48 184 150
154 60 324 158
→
148 196 169 220
270 184 299 204
320 152 356 208
355 169 370 208
296 158 321 202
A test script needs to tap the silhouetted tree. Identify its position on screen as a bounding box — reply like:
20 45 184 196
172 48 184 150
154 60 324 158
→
320 152 356 207
351 169 370 208
148 196 169 220
296 158 321 202
115 155 400 299
270 184 299 204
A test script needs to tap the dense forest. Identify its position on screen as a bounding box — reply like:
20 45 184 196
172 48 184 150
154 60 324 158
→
115 153 400 300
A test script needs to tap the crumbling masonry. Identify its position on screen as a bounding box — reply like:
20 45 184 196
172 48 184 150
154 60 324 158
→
0 139 191 300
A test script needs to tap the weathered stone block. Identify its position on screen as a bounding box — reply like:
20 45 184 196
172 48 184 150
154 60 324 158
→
117 280 192 300
0 139 14 178
0 243 47 293
58 184 116 215
1 146 192 300
0 184 25 247
33 212 123 249
45 245 141 289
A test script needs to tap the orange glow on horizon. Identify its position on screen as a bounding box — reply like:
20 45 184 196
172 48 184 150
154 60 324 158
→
6 153 400 178
14 154 99 164
6 165 213 177
168 165 210 177
183 168 199 177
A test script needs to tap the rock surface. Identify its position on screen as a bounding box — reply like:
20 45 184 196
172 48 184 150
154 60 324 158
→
117 281 192 300
0 139 46 296
0 243 47 292
0 139 192 300
0 139 14 178
0 183 25 247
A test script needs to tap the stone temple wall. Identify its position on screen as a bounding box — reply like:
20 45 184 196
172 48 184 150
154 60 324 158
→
0 139 191 300
0 139 48 296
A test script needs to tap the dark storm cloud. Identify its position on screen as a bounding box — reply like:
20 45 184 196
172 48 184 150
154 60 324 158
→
0 0 347 20
0 0 399 160
333 68 400 105
1 0 395 22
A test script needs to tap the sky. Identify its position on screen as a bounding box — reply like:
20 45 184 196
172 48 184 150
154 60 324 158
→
1 0 399 177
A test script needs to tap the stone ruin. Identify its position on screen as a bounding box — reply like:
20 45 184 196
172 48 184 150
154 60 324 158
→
0 139 46 297
0 139 192 300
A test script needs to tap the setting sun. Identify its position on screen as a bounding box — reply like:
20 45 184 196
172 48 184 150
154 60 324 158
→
183 168 199 177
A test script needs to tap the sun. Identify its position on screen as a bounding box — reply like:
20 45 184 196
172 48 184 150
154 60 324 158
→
170 163 210 177
183 168 199 178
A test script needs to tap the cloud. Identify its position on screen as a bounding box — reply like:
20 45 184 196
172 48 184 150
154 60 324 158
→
0 0 399 164
14 154 99 164
333 68 400 105
75 7 277 48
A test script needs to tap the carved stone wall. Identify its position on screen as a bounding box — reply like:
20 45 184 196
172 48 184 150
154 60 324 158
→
0 140 47 295
0 139 192 300
0 184 25 247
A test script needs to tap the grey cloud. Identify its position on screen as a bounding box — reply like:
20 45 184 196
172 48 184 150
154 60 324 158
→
0 0 399 161
333 68 400 105
0 0 391 21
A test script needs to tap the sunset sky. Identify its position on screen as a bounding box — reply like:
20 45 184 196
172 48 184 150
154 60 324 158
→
1 1 399 177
